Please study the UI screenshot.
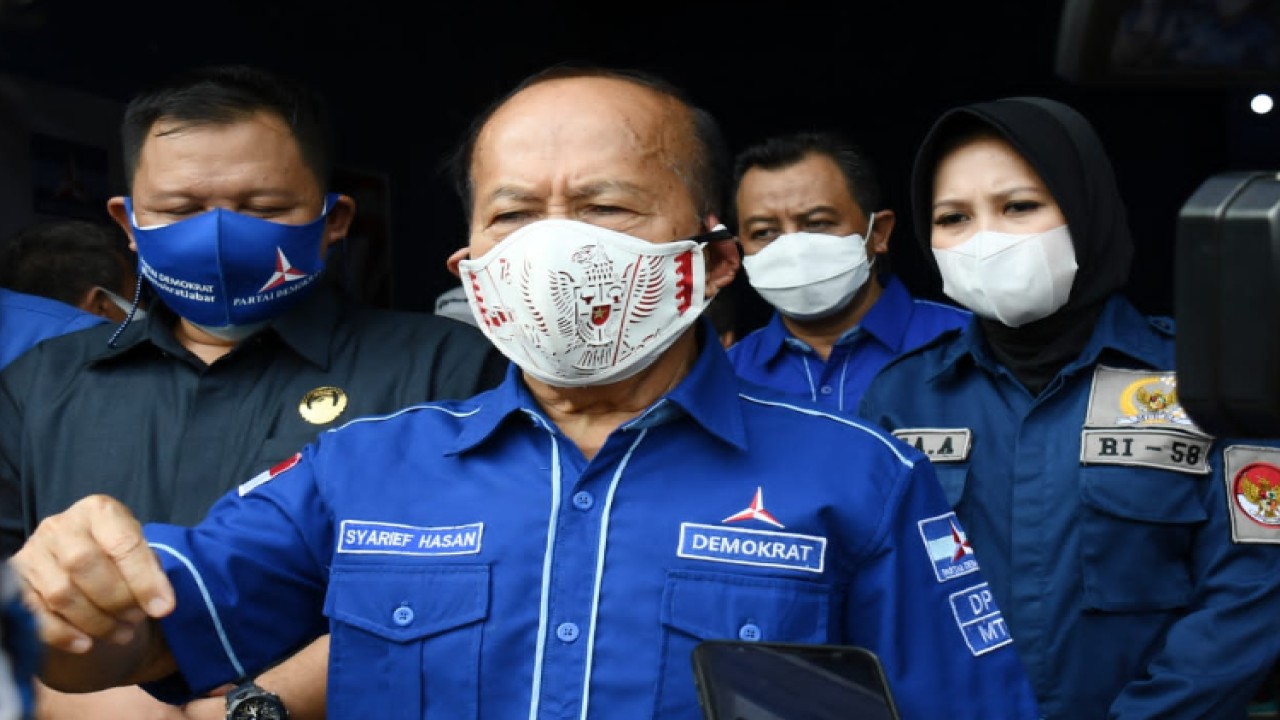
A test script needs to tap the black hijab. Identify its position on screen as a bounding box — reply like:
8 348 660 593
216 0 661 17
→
910 97 1135 395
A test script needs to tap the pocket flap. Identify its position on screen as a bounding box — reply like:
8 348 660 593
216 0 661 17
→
326 564 490 643
1080 469 1207 524
661 570 830 642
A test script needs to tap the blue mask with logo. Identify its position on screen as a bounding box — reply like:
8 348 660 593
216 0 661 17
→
126 194 339 329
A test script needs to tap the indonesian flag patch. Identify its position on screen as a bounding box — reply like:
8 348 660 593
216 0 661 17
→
1225 444 1280 544
238 452 303 497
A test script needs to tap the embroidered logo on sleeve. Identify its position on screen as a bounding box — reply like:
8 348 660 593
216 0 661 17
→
238 452 302 496
892 428 972 463
338 520 484 556
918 512 980 582
1080 367 1213 475
1225 445 1280 544
949 582 1013 656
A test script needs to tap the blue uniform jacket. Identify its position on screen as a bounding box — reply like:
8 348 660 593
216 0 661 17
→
859 294 1280 719
728 275 969 412
0 288 103 370
143 329 1039 719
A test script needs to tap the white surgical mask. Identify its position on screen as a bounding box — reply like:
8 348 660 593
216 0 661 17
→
741 214 876 321
96 286 148 322
458 219 721 387
932 224 1078 328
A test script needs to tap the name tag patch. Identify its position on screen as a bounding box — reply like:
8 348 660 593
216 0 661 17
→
338 520 483 556
1224 445 1280 545
918 512 980 582
892 428 972 463
949 583 1013 656
1080 429 1212 474
678 523 826 573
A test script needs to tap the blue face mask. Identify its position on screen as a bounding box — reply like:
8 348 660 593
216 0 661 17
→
126 193 339 329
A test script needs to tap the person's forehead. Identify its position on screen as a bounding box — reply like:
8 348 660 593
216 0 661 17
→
935 137 1039 187
471 77 688 180
133 112 316 189
738 154 858 211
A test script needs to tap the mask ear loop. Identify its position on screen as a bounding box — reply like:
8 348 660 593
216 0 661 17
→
690 224 734 244
863 212 878 276
106 266 146 348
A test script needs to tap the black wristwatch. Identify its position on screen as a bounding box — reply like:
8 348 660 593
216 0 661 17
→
225 679 289 720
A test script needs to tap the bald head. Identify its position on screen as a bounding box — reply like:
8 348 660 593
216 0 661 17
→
451 66 726 225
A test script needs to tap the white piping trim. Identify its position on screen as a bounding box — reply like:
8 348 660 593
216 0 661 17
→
800 355 818 402
837 352 852 413
526 413 561 720
148 543 246 678
738 393 915 467
328 403 482 433
578 429 648 719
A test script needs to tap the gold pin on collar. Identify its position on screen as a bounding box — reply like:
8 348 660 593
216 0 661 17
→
299 386 348 425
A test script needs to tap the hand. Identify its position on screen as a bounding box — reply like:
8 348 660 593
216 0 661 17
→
12 494 175 654
35 683 190 720
183 683 234 719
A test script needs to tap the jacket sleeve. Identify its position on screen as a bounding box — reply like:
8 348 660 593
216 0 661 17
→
141 442 333 701
1109 438 1280 719
843 447 1041 720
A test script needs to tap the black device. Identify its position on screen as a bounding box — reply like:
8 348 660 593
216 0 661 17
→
691 640 901 720
225 679 289 720
1175 170 1280 438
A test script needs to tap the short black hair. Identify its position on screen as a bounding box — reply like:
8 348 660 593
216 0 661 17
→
0 219 135 307
729 130 883 230
446 63 728 225
121 64 335 191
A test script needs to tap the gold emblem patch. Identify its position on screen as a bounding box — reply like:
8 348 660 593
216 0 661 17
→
298 386 348 425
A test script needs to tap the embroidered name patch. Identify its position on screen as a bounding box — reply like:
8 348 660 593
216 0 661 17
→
338 520 483 556
949 582 1013 656
1080 428 1212 475
892 428 972 463
918 512 980 582
678 523 826 573
1224 445 1280 545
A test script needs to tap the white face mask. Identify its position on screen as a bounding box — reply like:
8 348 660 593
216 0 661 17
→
741 214 875 321
932 224 1078 328
458 219 720 388
96 286 148 322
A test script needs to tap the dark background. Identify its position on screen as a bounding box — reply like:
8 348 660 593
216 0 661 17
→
2 0 1278 332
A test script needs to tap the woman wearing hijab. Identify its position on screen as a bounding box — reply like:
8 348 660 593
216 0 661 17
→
859 96 1280 719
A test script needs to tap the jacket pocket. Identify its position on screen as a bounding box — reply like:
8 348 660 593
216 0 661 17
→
653 569 835 719
325 564 490 719
1079 467 1206 611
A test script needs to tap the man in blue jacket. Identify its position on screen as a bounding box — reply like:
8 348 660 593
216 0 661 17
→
11 66 1040 720
728 131 968 411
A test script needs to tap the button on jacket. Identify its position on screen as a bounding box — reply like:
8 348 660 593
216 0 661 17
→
0 287 104 370
859 295 1280 720
728 275 969 412
0 281 505 556
143 329 1040 720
